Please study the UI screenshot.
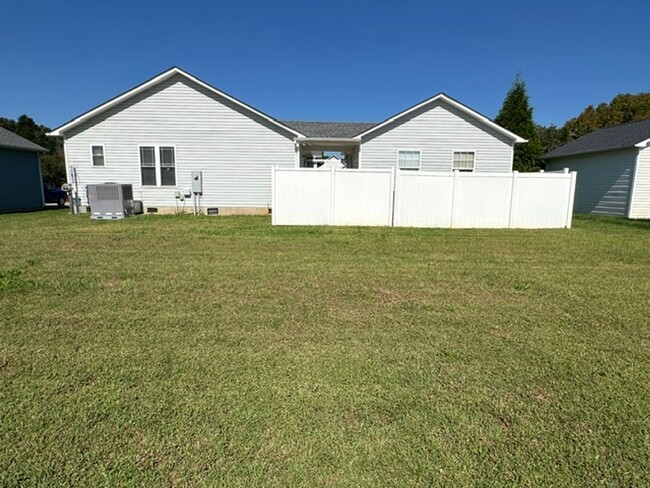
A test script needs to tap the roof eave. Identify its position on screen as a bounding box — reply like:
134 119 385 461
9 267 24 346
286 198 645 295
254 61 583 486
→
296 137 361 143
543 145 638 160
0 144 48 153
635 137 650 148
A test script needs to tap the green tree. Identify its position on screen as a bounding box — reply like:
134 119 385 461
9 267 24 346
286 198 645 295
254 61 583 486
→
536 124 566 154
495 73 543 171
0 115 65 184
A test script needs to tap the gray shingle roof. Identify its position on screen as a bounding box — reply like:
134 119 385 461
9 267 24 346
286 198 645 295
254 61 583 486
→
0 126 47 152
544 118 650 159
281 120 377 138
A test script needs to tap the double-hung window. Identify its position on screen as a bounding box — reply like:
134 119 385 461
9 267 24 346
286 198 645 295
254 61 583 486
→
159 147 176 186
91 145 105 166
140 147 157 185
398 150 421 170
453 151 475 171
139 145 176 186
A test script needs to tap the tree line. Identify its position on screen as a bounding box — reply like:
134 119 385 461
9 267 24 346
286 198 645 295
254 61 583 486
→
495 74 650 171
3 80 650 182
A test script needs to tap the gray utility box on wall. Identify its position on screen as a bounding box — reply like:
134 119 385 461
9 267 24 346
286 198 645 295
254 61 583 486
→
191 171 203 194
87 183 140 220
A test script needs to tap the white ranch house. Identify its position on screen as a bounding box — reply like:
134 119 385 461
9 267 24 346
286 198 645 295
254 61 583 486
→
49 67 527 214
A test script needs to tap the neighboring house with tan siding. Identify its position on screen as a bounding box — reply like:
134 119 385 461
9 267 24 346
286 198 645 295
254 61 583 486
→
49 67 526 214
544 118 650 219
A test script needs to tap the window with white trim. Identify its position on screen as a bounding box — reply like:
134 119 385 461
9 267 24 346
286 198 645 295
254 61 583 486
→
159 147 176 186
139 145 177 186
398 150 421 170
453 151 475 171
91 145 105 166
140 146 157 186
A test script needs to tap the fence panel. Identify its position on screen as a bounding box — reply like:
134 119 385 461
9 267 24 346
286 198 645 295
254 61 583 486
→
394 172 454 227
272 167 576 229
333 170 394 226
272 168 331 225
452 173 513 228
511 172 576 228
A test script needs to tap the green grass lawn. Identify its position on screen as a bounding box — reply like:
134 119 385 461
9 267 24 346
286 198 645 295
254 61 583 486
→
1 211 649 486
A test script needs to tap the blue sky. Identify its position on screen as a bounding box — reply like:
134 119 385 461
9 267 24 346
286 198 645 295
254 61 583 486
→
1 0 649 129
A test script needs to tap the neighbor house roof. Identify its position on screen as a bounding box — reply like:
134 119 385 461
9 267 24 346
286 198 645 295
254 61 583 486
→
0 126 47 152
354 93 528 143
48 67 305 138
544 118 650 159
281 121 377 139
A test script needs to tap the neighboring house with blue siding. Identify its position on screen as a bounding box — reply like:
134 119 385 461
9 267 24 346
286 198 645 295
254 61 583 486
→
48 67 526 214
544 118 650 219
0 127 47 213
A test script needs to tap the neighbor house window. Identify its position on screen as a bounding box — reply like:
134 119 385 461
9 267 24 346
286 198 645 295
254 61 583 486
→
159 147 176 186
140 146 157 186
91 145 105 166
398 150 421 170
453 151 475 171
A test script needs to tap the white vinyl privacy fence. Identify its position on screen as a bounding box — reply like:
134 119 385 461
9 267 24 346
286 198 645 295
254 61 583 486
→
272 167 577 229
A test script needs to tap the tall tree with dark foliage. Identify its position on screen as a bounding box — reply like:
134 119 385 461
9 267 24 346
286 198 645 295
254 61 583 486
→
495 73 543 172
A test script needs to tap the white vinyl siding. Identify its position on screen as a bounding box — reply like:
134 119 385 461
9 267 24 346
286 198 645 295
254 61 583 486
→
64 73 296 208
546 149 637 217
629 146 650 219
360 100 514 172
398 150 421 170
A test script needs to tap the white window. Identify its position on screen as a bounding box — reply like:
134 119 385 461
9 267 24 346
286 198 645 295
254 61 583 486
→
139 145 176 186
91 145 105 166
398 150 421 170
140 147 156 186
453 151 475 171
159 147 176 186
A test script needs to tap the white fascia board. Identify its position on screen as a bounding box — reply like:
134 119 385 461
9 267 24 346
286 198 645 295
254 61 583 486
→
355 93 527 143
48 67 305 138
635 138 650 148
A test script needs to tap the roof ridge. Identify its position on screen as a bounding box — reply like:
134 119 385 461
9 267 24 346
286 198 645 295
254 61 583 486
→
281 120 377 124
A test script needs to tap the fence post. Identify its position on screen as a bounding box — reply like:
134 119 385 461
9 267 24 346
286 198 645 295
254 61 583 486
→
508 171 519 228
565 170 577 229
329 166 336 225
450 170 459 228
271 166 276 225
390 167 397 227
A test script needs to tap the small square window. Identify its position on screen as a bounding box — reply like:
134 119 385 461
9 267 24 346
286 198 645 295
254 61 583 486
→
453 151 475 171
398 150 421 170
91 145 105 166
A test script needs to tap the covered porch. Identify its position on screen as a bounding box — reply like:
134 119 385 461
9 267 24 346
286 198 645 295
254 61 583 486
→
296 138 360 169
281 120 376 170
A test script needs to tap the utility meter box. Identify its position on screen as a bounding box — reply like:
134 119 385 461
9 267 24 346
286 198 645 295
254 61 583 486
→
191 171 203 194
